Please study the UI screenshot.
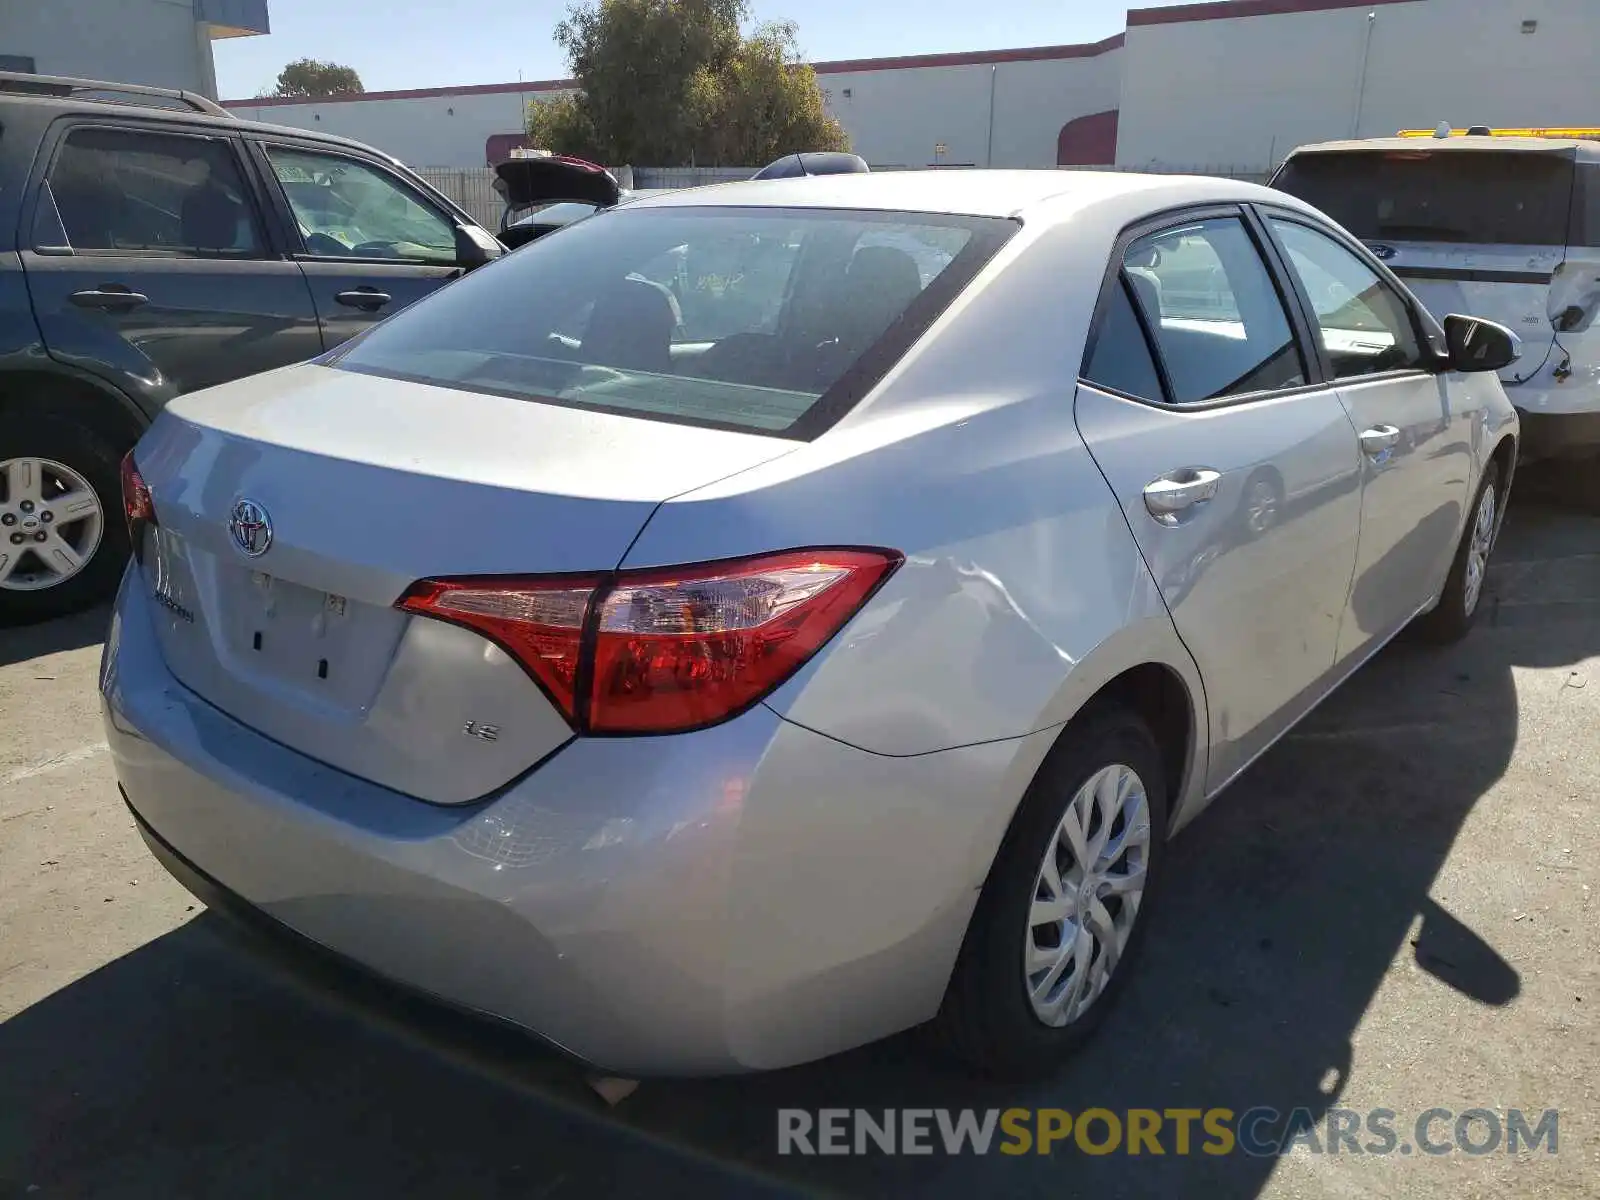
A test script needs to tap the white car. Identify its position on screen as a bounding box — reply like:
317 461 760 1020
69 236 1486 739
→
1273 131 1600 462
107 170 1520 1078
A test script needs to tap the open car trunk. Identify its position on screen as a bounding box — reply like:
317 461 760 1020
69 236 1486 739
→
494 155 622 248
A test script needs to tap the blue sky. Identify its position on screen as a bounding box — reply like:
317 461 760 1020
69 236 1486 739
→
214 0 1197 99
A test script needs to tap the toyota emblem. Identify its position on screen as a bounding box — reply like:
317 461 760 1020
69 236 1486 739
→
229 498 273 557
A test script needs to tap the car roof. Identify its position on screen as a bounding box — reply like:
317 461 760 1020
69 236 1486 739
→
0 90 405 162
626 169 1298 221
1287 136 1600 162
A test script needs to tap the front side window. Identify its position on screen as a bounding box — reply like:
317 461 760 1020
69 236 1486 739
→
1269 218 1425 379
266 146 457 264
1122 217 1305 403
332 206 1014 437
47 127 264 256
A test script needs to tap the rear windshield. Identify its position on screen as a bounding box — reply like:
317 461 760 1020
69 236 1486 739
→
332 205 1015 439
1273 150 1576 246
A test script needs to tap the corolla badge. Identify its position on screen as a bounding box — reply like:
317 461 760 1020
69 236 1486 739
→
1368 243 1397 261
229 498 273 557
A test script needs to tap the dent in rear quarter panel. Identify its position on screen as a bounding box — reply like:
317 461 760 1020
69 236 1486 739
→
621 391 1206 786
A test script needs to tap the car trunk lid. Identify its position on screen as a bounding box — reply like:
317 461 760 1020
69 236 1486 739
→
493 155 620 211
132 362 796 804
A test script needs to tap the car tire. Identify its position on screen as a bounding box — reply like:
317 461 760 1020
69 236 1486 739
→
929 706 1168 1080
0 412 130 626
1411 459 1502 645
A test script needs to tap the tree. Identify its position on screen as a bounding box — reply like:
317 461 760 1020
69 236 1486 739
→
526 0 847 166
269 59 364 98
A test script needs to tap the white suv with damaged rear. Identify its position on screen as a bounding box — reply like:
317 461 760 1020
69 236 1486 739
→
1273 131 1600 463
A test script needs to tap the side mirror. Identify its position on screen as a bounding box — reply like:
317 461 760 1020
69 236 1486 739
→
1443 313 1521 373
454 224 504 270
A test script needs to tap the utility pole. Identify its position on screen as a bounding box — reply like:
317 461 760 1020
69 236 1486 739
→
1350 10 1377 138
986 66 998 167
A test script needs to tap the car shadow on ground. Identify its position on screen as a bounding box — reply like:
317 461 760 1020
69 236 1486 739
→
1 500 1594 1199
0 603 109 669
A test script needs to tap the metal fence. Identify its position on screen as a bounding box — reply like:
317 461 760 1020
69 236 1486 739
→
413 167 504 228
1064 164 1275 184
632 166 754 189
414 162 1275 226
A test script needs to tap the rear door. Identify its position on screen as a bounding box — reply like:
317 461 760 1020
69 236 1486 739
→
1259 211 1472 665
1073 207 1364 792
247 139 466 349
20 120 322 397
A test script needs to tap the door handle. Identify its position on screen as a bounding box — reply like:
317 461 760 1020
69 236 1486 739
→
1143 468 1222 522
69 287 148 312
1359 425 1401 456
334 288 392 311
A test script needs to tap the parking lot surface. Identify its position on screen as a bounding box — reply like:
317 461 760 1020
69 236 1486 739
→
2 490 1596 1199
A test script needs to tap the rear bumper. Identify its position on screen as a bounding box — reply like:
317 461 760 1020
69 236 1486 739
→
102 568 1043 1075
1515 408 1600 461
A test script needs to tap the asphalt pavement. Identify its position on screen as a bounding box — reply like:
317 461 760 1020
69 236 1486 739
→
1 487 1595 1200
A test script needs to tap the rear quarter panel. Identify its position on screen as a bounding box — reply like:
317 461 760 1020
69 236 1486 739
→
621 205 1211 821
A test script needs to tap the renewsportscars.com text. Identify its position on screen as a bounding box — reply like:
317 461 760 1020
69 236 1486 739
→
777 1107 1559 1157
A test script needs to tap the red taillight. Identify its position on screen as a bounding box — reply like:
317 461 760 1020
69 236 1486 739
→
397 549 901 735
397 577 595 721
120 451 155 550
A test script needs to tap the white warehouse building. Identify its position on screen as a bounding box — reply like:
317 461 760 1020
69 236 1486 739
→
1 0 270 99
13 0 1596 176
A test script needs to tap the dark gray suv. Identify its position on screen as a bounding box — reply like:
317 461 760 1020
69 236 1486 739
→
0 71 505 623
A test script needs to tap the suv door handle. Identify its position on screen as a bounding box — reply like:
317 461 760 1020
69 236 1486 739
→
69 287 148 312
334 288 392 311
1143 468 1222 522
1359 425 1401 456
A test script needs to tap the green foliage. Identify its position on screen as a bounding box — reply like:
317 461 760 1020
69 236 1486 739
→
269 59 365 98
526 0 848 166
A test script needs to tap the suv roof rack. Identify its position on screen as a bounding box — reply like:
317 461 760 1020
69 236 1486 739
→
0 70 233 118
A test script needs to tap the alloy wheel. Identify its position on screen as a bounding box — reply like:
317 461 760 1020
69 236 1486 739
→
1462 481 1497 617
0 457 105 592
1024 763 1152 1027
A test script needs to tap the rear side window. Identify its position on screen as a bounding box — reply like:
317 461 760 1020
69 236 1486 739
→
1120 217 1305 404
332 206 1015 438
1273 149 1575 247
46 126 264 256
1083 277 1164 401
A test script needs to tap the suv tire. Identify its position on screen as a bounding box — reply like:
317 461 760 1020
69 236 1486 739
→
0 412 130 625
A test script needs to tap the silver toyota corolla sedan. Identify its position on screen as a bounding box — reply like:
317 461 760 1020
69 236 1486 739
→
103 170 1520 1079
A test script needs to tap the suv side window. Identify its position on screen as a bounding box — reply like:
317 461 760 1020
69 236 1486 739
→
1268 218 1426 379
1122 217 1305 404
265 146 458 265
1083 275 1165 401
47 126 265 256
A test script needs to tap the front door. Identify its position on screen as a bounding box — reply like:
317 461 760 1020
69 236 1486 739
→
252 142 465 350
22 123 322 398
1074 210 1364 791
1261 214 1474 664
